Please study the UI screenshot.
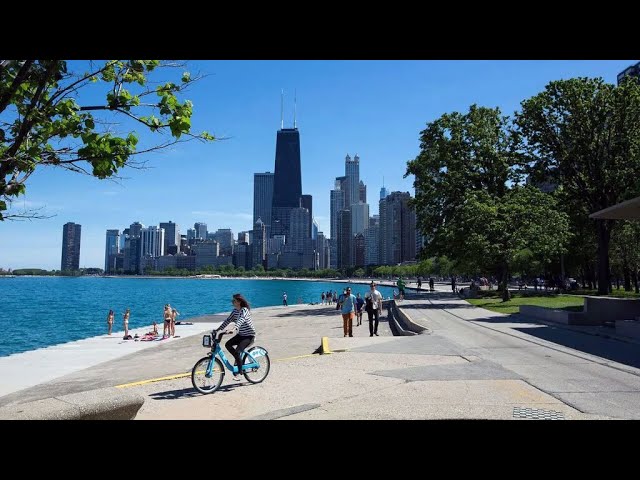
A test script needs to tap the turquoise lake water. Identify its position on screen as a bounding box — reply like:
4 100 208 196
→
0 277 394 357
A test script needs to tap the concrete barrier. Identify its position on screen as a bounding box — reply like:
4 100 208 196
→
0 387 145 420
387 301 423 336
584 297 640 325
519 305 589 325
394 302 428 334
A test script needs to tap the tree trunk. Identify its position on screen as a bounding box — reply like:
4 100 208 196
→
596 220 611 295
501 263 511 302
635 269 639 294
624 264 632 291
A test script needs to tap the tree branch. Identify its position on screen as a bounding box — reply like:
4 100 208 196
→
0 60 35 114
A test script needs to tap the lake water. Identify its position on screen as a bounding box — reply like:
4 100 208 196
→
0 277 394 357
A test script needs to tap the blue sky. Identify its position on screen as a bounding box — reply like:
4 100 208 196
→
0 60 635 270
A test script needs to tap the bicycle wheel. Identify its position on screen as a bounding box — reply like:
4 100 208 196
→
242 346 270 384
191 356 224 394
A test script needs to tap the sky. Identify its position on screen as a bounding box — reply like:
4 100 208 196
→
0 60 636 270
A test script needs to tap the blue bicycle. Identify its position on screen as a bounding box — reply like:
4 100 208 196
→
191 330 270 394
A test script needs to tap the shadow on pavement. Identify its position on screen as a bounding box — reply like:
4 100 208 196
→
149 383 242 400
513 324 640 370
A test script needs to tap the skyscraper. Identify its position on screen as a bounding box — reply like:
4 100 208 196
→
251 218 266 269
271 128 302 240
345 154 360 207
61 222 81 271
194 222 208 240
105 229 120 273
159 221 180 255
254 172 274 239
379 192 416 265
300 194 313 238
330 182 345 240
359 180 367 203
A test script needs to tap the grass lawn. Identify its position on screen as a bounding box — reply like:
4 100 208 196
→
467 294 585 315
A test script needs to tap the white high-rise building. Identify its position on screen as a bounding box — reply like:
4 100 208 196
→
141 226 165 258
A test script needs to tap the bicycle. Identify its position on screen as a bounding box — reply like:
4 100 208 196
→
191 330 271 394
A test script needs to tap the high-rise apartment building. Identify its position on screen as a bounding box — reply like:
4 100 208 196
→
61 222 81 271
159 221 180 255
618 61 640 85
379 192 416 265
345 154 360 208
104 229 120 273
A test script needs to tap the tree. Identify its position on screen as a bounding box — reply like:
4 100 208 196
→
405 105 520 261
450 186 570 300
0 60 214 220
515 77 640 294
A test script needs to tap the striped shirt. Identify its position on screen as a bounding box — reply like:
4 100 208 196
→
218 307 256 336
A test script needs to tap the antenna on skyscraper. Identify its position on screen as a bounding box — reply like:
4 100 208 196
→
280 89 284 129
294 89 297 129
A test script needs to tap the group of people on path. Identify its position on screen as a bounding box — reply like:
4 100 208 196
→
336 282 384 337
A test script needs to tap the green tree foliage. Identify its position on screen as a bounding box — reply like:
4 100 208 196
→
406 105 520 259
451 187 570 299
515 77 640 294
0 60 214 220
406 105 571 300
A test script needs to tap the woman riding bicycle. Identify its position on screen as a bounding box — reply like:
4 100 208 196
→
214 293 256 381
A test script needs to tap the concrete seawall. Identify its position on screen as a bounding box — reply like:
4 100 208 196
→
0 387 144 420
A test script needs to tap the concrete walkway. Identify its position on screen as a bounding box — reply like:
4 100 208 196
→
3 289 640 419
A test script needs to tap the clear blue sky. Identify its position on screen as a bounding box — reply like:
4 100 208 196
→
0 60 635 270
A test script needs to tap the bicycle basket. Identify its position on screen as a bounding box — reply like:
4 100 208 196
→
202 335 212 347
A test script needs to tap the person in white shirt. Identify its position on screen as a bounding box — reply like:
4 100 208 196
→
364 281 384 336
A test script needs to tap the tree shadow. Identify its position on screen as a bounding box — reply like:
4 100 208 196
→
464 311 640 370
513 323 640 369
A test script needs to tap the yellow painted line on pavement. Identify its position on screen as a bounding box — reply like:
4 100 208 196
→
116 372 191 388
115 351 334 389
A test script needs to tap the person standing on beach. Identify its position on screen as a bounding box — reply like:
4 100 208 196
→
171 307 180 337
163 304 172 338
214 293 256 381
123 308 130 337
107 309 114 335
282 292 288 306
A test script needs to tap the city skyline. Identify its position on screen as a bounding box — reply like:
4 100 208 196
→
0 60 636 270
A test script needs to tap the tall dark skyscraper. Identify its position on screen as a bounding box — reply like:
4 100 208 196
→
271 128 302 240
61 222 81 271
254 172 274 238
